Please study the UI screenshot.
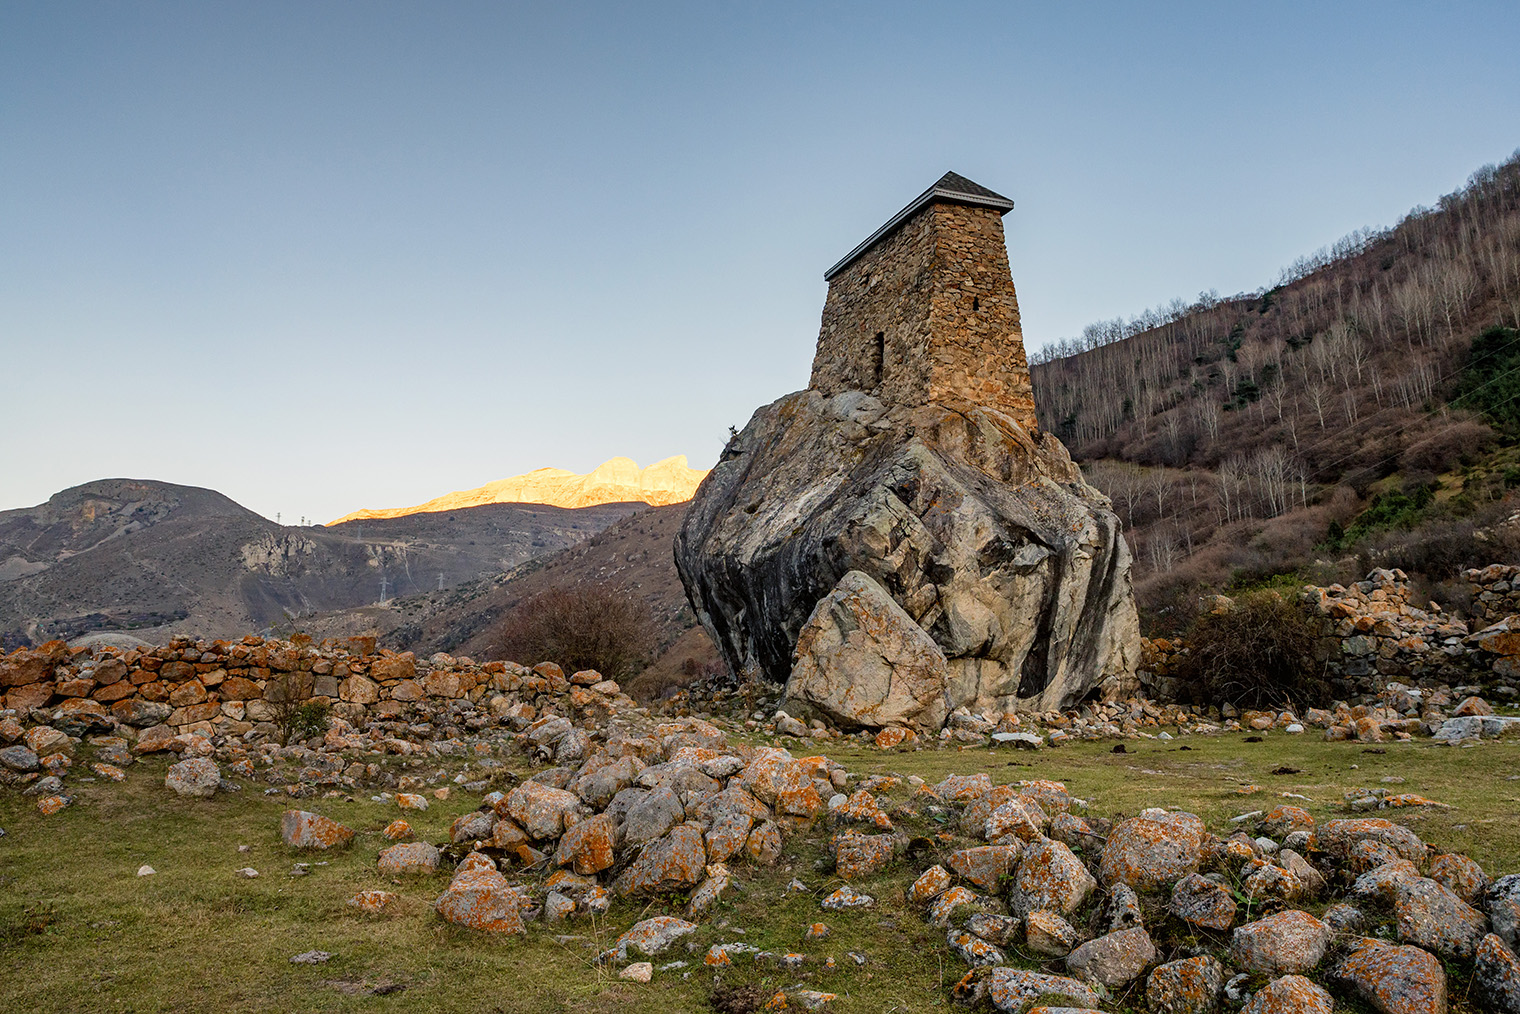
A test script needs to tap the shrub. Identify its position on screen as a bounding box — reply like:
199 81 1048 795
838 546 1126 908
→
267 671 328 746
1173 591 1328 709
488 582 655 678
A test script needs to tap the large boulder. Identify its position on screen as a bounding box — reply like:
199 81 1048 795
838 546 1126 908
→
785 570 952 728
675 391 1139 716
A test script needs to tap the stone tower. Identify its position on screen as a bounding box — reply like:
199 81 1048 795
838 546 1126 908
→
808 171 1037 431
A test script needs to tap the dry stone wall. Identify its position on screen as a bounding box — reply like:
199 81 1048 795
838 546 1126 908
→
1138 567 1520 704
0 634 630 751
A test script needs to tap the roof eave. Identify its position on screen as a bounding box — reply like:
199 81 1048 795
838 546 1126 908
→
822 185 1014 282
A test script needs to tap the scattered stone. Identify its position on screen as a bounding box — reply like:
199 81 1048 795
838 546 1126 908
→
601 916 697 963
165 757 221 798
347 890 398 915
377 842 440 876
821 885 875 911
619 962 653 982
281 811 355 850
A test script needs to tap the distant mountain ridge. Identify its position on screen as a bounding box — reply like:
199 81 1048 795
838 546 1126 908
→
328 455 709 525
0 478 640 646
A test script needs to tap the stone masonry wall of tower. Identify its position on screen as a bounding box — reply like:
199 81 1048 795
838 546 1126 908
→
807 201 1037 432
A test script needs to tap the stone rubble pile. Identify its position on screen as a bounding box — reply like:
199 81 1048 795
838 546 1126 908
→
886 777 1518 1014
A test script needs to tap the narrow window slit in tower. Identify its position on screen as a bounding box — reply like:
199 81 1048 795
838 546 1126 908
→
973 297 980 311
871 332 885 387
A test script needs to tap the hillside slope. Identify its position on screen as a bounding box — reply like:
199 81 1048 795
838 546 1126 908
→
1029 151 1520 626
0 478 639 646
299 503 717 697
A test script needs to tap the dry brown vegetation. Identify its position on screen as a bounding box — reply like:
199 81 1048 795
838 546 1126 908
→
1031 152 1520 627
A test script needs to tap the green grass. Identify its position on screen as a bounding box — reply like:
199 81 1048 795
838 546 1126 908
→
2 730 1517 1013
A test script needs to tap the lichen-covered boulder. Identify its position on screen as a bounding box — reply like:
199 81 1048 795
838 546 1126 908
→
952 967 1104 1012
1428 853 1488 906
1170 873 1238 930
1312 818 1426 864
1065 927 1156 988
835 832 895 880
910 865 953 905
674 391 1139 717
947 928 1006 967
1099 810 1205 889
280 810 355 849
165 757 220 798
505 780 583 841
553 813 618 876
1393 876 1488 960
1230 911 1330 976
1241 975 1335 1014
1331 937 1446 1014
948 845 1019 890
1474 933 1520 1013
433 853 526 935
377 841 440 876
613 823 706 897
1145 955 1225 1014
1024 910 1080 957
1010 837 1095 918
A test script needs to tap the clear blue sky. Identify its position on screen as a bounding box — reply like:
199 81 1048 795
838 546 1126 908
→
4 2 1517 523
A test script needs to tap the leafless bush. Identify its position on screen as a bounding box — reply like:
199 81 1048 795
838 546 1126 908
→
267 670 327 746
1399 420 1495 475
488 582 656 678
1172 591 1328 709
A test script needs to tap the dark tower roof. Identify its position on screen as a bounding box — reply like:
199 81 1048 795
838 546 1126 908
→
823 171 1015 281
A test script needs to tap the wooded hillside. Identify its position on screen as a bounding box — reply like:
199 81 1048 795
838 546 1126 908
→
1030 151 1520 629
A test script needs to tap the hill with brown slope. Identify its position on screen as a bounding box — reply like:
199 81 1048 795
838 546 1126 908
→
1028 151 1520 627
0 478 639 647
302 503 717 698
328 455 708 524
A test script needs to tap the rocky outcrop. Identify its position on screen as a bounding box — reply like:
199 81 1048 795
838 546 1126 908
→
675 390 1139 719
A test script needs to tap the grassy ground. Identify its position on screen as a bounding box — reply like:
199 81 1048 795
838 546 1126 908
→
1 731 1517 1014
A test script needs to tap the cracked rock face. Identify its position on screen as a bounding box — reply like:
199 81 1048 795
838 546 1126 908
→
675 391 1140 720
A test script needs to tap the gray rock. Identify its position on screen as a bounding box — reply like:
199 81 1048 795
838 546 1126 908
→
622 786 684 845
1170 873 1237 931
1475 933 1520 1013
0 745 39 772
165 757 220 798
289 950 333 964
1065 926 1156 988
782 571 952 729
1491 873 1520 949
674 390 1140 717
1394 876 1488 959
